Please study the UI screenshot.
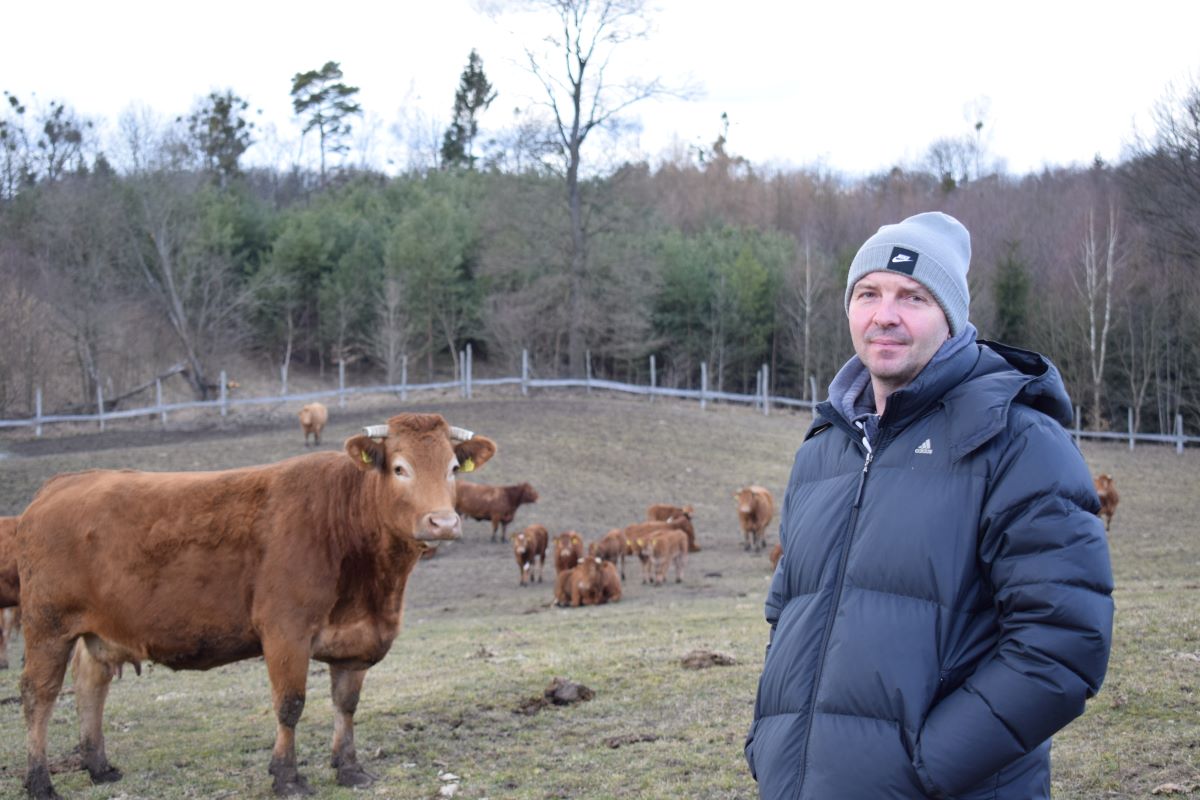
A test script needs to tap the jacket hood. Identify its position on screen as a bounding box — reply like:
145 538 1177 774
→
817 336 1074 461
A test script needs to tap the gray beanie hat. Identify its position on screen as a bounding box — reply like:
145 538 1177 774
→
843 211 971 335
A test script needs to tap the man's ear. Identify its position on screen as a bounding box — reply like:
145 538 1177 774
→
455 435 496 472
345 435 385 472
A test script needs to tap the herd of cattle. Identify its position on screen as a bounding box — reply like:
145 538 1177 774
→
0 404 1124 799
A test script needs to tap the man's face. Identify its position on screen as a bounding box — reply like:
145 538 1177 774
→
848 271 951 396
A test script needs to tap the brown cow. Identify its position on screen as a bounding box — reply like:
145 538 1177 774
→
455 480 539 542
556 556 622 607
639 527 689 585
553 531 585 575
298 402 329 446
512 524 549 586
591 528 628 579
645 503 700 552
1094 473 1119 532
735 485 775 551
768 541 783 570
16 413 496 799
0 516 18 670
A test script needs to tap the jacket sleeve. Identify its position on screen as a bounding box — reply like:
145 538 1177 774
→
913 416 1114 797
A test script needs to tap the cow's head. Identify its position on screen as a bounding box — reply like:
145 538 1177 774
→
735 488 755 514
345 414 496 541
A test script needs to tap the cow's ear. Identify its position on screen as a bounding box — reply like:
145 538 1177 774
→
455 435 496 473
345 435 385 472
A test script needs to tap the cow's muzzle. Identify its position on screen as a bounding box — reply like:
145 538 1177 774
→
416 510 462 541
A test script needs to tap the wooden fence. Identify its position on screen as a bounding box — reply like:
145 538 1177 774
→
1 348 1195 452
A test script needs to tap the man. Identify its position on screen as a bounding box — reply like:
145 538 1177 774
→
745 212 1113 799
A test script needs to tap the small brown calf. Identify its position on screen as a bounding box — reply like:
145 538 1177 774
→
1093 473 1119 532
512 524 549 586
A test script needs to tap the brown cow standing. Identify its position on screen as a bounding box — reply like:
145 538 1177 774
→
645 503 700 552
512 524 549 586
0 516 19 669
1094 473 1119 532
455 480 539 541
16 413 496 799
298 402 329 446
591 529 628 579
552 531 585 575
735 485 775 552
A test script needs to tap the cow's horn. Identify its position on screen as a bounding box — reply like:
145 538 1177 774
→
362 425 389 439
449 426 475 443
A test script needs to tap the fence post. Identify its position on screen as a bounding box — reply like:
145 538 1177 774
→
219 370 228 417
157 379 166 427
401 355 408 402
586 349 592 394
1177 413 1185 455
1128 407 1134 451
521 349 529 397
281 363 288 397
338 359 346 409
762 364 770 416
97 384 105 432
649 355 656 403
700 362 708 410
35 387 43 437
809 376 818 408
1074 405 1081 446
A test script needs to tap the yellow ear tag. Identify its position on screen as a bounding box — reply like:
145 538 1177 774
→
461 457 475 473
361 450 372 464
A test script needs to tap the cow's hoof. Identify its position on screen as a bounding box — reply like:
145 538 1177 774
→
0 659 7 670
270 768 313 797
23 766 62 800
88 764 123 784
336 763 377 788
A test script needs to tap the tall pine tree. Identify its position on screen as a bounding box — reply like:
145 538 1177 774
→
441 49 497 169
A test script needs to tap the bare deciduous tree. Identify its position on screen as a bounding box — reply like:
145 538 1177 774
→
1071 204 1121 428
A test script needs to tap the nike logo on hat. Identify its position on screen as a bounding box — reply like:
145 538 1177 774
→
887 246 918 275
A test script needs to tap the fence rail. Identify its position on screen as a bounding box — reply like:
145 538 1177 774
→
1 351 1195 452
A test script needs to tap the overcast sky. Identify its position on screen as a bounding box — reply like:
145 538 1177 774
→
3 0 1198 177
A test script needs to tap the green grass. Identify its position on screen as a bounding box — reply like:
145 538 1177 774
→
0 393 1196 798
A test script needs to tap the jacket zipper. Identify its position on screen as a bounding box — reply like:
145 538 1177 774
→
793 440 874 799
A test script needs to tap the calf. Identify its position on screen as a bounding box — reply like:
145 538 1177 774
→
645 503 699 552
512 524 549 586
1094 473 1119 531
641 527 689 585
555 556 622 607
455 481 539 542
16 413 496 799
735 485 775 551
591 529 628 579
298 402 328 446
0 516 18 669
553 531 585 574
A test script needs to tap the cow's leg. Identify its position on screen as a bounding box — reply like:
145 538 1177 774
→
0 621 8 670
22 634 76 800
71 638 122 784
329 665 376 788
263 637 314 796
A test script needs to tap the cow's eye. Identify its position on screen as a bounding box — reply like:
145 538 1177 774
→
393 464 408 478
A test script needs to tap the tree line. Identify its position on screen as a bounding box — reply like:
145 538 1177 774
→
0 6 1197 438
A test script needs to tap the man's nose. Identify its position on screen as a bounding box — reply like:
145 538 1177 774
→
872 297 901 325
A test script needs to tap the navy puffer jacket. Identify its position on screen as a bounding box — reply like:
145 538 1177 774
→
745 340 1113 799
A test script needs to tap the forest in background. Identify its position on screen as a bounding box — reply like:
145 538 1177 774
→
1 1 1198 437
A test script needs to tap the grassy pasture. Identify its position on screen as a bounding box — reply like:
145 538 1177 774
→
0 393 1196 799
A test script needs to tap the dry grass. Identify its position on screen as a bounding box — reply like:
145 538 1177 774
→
0 392 1196 798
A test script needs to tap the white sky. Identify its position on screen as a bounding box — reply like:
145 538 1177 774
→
3 0 1198 177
